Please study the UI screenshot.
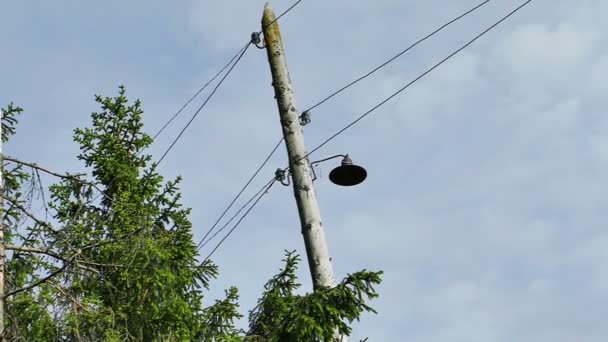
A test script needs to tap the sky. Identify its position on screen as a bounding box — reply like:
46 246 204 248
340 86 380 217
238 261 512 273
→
1 0 606 340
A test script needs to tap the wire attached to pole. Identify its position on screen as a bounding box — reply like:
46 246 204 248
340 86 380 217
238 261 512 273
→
303 0 535 161
197 176 276 251
201 178 277 263
152 44 249 141
156 41 252 166
303 0 493 114
196 137 284 251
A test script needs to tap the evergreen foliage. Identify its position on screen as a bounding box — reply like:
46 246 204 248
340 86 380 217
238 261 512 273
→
2 88 381 341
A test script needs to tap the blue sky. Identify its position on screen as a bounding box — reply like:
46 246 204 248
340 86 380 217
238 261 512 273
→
2 0 606 340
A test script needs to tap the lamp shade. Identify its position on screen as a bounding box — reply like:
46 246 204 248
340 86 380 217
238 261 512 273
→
328 155 367 186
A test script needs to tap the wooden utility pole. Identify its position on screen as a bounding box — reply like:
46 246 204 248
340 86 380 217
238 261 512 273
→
0 107 5 340
262 3 338 292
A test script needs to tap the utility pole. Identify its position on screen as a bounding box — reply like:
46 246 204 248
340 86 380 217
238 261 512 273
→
262 4 349 340
262 3 338 293
0 107 5 340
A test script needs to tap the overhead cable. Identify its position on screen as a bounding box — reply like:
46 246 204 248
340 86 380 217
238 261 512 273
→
201 178 277 263
196 137 284 251
304 0 535 160
304 0 492 113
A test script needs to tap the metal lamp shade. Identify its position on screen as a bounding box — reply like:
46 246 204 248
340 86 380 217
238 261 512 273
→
329 156 367 186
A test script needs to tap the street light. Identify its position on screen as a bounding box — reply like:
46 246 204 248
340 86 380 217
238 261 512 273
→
308 154 367 187
328 155 367 186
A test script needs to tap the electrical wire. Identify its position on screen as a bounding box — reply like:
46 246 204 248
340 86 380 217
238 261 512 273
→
197 175 277 251
82 41 252 207
195 0 305 255
156 41 252 166
303 0 535 160
152 46 248 140
201 178 277 263
75 0 303 204
304 0 492 113
196 137 284 251
47 39 252 264
55 0 303 256
260 0 304 32
6 3 304 285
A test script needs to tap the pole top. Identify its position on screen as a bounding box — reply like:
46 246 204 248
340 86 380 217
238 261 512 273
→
262 2 277 28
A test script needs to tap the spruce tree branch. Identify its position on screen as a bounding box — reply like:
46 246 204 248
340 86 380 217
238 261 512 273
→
4 196 112 271
3 201 17 221
7 191 134 268
3 258 74 299
80 227 146 251
4 195 58 234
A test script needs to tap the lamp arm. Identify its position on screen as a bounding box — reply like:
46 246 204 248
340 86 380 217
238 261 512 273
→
309 154 347 167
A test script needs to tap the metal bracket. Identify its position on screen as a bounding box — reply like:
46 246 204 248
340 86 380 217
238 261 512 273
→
311 163 318 182
309 154 347 168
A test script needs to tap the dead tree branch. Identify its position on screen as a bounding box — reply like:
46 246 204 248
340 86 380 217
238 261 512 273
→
3 258 73 299
3 155 116 203
5 245 64 261
4 195 58 234
5 245 119 274
47 281 92 313
3 156 85 178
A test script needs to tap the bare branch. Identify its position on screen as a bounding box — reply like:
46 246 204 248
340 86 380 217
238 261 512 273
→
5 245 65 261
5 245 119 275
3 156 85 178
34 169 50 220
4 195 58 234
78 260 124 268
73 263 100 275
3 258 73 299
3 155 116 203
47 281 92 313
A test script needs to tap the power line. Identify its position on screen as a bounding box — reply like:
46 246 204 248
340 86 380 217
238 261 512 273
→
304 0 492 113
154 0 303 161
197 175 277 251
151 46 248 141
196 137 284 251
6 4 306 278
156 41 252 166
196 0 499 255
77 42 253 208
155 0 306 254
261 0 304 31
304 0 534 160
195 0 305 254
53 0 303 255
87 1 297 204
201 178 277 263
41 40 253 259
79 0 304 205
